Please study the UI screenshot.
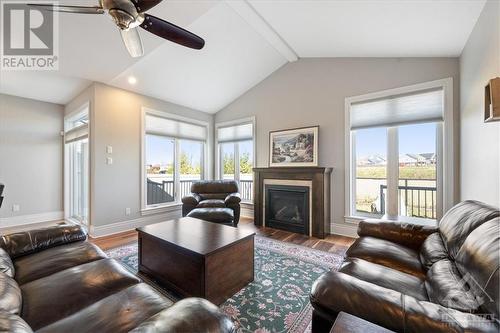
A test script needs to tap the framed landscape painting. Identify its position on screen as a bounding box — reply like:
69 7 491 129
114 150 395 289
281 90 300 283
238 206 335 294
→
269 126 319 167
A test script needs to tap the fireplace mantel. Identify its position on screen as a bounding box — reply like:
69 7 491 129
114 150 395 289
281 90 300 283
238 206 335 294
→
253 167 332 238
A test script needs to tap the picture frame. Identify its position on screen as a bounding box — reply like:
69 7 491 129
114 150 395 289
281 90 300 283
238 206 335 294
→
269 126 319 167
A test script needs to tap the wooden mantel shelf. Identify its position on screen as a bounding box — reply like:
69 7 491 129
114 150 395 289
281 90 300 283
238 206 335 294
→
253 167 332 238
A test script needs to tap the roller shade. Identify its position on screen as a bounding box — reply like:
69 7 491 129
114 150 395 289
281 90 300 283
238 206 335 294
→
350 88 444 129
217 122 253 143
64 124 88 143
145 114 207 141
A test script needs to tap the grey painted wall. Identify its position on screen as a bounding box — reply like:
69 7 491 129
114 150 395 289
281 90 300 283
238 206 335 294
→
67 83 214 228
215 58 460 230
460 0 500 207
0 94 64 218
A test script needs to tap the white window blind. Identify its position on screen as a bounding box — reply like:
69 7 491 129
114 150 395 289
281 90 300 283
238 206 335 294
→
64 124 88 143
145 114 207 141
217 123 253 143
350 88 444 129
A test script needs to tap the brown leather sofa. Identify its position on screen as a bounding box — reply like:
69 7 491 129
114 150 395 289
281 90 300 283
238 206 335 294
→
310 200 500 333
0 224 235 333
182 180 241 226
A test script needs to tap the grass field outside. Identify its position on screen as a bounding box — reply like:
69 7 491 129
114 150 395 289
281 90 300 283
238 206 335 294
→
356 166 437 218
356 166 436 180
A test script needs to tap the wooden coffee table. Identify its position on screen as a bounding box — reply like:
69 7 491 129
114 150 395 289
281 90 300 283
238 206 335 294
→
136 217 255 305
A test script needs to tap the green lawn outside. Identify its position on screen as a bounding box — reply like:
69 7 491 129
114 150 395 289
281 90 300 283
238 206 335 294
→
356 166 436 180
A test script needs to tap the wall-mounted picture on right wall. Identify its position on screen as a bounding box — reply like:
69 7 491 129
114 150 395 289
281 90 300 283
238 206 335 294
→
269 126 319 167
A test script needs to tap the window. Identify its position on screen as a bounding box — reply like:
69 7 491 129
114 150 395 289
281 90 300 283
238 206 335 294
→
143 111 208 209
216 119 255 202
145 135 175 206
346 79 453 221
64 105 89 225
355 127 387 216
398 123 438 219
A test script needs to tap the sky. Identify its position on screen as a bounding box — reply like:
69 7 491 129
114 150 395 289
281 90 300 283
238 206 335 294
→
146 136 253 167
146 135 203 166
356 122 437 158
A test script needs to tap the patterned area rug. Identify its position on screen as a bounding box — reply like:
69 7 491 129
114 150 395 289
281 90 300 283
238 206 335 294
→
105 236 343 333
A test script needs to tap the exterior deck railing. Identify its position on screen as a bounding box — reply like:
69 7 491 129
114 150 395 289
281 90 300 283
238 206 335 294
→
380 179 437 219
147 178 254 205
355 177 437 219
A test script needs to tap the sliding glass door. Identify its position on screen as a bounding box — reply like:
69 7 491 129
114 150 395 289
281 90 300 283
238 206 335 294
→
68 139 89 223
65 106 89 225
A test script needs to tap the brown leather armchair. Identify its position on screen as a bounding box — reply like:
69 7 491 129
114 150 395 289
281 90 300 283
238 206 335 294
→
182 180 241 226
310 200 500 333
0 225 235 332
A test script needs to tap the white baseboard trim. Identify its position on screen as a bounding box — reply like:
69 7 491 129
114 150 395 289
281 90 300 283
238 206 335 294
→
0 211 64 229
330 222 359 238
89 209 182 238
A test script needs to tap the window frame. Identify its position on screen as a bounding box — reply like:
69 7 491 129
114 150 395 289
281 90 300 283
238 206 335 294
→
345 78 454 224
64 102 91 226
215 117 256 203
141 108 209 214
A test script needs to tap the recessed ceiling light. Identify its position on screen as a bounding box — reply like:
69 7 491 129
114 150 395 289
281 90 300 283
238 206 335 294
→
128 76 137 85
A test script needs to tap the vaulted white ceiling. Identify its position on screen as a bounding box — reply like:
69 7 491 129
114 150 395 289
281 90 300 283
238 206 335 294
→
0 0 486 112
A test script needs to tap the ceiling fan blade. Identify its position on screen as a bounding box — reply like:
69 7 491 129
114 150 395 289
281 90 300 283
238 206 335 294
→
120 28 144 58
28 4 104 14
140 14 204 50
132 0 164 13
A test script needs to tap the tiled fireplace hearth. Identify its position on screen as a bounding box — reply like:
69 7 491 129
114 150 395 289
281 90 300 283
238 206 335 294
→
253 167 332 238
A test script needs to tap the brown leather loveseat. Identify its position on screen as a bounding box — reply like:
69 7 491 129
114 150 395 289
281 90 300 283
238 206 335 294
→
0 224 235 332
310 200 500 333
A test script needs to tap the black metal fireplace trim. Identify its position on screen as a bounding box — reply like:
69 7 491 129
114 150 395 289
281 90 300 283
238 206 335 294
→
265 184 310 235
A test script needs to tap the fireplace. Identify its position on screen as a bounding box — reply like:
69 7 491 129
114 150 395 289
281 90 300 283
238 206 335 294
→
265 185 310 235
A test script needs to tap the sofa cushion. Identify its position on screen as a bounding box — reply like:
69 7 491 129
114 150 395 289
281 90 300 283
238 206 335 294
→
425 259 480 312
130 298 235 333
346 236 424 278
339 258 428 301
14 241 106 285
455 218 499 319
37 284 172 333
0 312 33 333
0 273 22 314
0 225 87 259
21 258 140 330
0 248 14 278
191 180 238 194
419 232 448 270
439 200 499 259
197 199 226 208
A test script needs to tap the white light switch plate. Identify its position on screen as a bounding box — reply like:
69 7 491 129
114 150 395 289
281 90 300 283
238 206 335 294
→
106 146 113 154
12 204 20 212
106 157 113 165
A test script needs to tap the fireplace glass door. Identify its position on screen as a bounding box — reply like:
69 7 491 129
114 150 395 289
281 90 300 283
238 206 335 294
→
265 185 309 235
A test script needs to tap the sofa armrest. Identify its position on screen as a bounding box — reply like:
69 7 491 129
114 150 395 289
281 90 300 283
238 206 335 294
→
225 192 241 206
0 224 87 259
310 271 499 333
130 298 235 333
181 193 201 206
357 218 438 250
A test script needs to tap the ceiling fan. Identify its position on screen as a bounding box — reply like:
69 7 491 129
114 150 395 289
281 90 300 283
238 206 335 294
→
29 0 205 57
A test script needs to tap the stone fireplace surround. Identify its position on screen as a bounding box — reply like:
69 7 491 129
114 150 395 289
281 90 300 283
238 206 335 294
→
253 167 332 238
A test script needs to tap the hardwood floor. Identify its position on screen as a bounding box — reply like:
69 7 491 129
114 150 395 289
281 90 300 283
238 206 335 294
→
89 217 355 255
